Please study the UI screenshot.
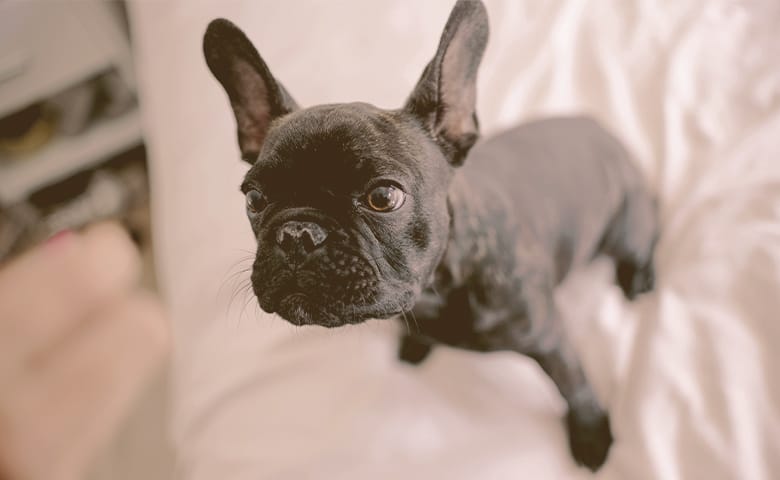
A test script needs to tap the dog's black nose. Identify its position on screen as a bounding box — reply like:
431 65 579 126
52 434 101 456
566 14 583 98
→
276 221 328 253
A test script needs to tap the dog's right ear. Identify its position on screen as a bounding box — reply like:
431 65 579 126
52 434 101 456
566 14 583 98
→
203 19 298 163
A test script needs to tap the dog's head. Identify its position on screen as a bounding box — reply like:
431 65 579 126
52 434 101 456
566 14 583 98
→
203 0 488 326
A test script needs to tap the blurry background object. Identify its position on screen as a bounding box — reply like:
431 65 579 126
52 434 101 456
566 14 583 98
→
0 223 168 480
0 0 139 206
0 1 171 479
0 103 55 155
0 158 149 261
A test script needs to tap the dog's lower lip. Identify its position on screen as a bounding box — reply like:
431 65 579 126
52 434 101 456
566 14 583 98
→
278 292 319 325
278 292 309 309
282 292 308 303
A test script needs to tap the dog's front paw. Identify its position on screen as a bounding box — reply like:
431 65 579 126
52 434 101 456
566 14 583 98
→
565 409 613 471
398 334 433 365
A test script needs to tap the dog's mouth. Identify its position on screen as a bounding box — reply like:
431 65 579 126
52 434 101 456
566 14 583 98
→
271 290 403 327
254 273 380 327
276 292 317 326
251 243 418 327
275 292 342 327
257 278 411 328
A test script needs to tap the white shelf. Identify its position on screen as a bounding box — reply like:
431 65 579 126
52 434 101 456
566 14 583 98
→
0 109 143 204
0 2 122 118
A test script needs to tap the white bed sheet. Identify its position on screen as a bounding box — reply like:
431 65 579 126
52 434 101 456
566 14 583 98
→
129 1 780 478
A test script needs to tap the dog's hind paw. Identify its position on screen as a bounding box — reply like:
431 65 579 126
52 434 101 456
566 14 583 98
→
566 409 613 471
616 259 655 300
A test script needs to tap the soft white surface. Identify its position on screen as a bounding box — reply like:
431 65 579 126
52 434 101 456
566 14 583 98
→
129 1 780 478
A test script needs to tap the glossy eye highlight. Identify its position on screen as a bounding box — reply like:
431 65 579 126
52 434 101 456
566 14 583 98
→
246 190 268 215
365 184 406 212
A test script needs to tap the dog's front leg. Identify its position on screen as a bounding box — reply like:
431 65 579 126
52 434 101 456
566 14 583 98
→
500 289 613 471
398 333 434 365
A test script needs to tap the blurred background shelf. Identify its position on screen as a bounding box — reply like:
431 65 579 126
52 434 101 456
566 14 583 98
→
0 108 142 204
0 0 137 205
0 1 134 119
0 2 122 118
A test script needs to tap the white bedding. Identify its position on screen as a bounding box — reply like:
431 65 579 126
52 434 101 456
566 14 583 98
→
129 1 780 478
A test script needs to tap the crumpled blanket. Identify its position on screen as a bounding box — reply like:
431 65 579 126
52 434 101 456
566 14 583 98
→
130 1 780 478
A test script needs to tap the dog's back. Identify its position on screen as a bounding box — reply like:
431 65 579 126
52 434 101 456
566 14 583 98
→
459 116 656 284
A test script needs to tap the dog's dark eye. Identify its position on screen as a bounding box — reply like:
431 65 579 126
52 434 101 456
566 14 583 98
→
246 190 268 215
365 185 405 212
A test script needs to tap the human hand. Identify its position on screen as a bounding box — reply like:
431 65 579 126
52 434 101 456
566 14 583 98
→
0 223 168 480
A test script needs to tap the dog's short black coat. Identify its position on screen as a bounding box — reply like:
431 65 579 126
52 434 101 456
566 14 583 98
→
204 0 658 471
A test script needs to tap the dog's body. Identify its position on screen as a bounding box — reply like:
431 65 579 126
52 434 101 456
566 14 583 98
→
204 0 657 471
405 115 656 353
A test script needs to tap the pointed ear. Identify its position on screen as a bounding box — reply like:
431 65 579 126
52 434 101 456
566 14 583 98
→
404 0 489 166
203 19 298 163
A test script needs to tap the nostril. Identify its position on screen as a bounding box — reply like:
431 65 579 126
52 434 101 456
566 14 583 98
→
300 233 317 253
277 231 294 251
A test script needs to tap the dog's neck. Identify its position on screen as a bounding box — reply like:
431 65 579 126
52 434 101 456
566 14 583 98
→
433 170 501 291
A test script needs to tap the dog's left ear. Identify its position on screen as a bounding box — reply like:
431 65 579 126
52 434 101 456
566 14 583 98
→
404 0 489 166
203 19 298 163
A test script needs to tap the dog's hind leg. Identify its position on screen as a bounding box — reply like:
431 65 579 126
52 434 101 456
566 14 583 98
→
606 188 659 300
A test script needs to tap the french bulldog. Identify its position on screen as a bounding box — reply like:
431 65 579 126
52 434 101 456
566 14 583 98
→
203 0 658 471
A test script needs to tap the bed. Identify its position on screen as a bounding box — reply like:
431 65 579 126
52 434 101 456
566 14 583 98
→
129 1 780 478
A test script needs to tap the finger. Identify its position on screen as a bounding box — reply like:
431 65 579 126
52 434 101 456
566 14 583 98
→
0 223 141 377
0 290 169 480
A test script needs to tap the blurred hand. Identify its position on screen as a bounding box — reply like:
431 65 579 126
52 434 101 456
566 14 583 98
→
0 223 168 480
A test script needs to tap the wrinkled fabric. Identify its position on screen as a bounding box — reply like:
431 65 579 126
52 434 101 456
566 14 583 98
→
129 1 780 478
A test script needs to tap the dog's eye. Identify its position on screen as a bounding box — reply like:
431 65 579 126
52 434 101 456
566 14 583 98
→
246 190 268 215
365 185 405 212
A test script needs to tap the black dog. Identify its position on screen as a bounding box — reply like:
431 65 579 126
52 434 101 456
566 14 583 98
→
204 0 657 471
